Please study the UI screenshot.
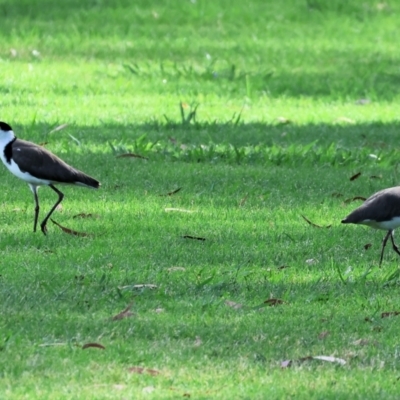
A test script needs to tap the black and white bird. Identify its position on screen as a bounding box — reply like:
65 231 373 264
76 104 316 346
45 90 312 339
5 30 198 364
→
342 186 400 266
0 121 100 234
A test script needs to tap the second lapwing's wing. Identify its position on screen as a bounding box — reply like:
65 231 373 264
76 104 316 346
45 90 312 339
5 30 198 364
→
342 186 400 266
342 187 400 229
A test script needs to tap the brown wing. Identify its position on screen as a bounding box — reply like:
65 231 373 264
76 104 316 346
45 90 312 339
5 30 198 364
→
12 139 100 188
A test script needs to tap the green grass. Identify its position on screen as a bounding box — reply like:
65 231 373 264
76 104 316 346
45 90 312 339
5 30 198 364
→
1 0 400 398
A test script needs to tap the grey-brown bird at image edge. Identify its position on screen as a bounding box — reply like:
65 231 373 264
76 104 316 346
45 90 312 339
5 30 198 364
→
342 186 400 266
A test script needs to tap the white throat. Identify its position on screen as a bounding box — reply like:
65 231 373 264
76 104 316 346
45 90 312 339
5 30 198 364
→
0 129 16 168
0 129 16 151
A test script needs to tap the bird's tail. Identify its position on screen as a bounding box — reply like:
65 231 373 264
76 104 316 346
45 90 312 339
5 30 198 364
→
74 171 100 189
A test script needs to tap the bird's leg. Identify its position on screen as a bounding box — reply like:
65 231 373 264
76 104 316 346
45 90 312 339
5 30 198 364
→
379 231 392 268
40 184 64 235
389 231 400 259
29 184 40 233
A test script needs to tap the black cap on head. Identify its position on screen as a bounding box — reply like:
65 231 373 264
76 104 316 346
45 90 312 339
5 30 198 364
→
0 122 12 131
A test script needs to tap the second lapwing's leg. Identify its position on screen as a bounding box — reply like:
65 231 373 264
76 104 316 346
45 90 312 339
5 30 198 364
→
389 230 400 259
379 231 392 268
29 184 40 233
40 184 64 235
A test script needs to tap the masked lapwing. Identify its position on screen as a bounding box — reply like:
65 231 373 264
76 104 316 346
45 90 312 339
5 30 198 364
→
0 121 100 234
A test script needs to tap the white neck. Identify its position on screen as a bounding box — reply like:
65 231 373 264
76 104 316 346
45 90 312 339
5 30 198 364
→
0 129 16 148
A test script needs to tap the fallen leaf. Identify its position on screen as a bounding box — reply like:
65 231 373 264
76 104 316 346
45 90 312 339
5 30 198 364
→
164 208 194 213
73 213 98 219
281 359 292 368
381 311 400 318
353 339 368 346
276 116 291 124
132 284 157 289
355 98 370 105
112 302 135 321
159 187 182 196
344 196 367 204
306 258 317 265
278 265 290 270
239 195 248 206
82 342 105 350
301 215 331 228
118 284 158 291
182 235 206 241
350 172 361 181
116 153 148 160
50 219 90 237
142 386 155 394
264 298 284 306
364 243 372 250
312 355 346 365
335 117 355 124
282 355 346 368
225 300 243 309
38 342 67 347
49 123 69 134
281 356 313 368
128 366 146 374
376 2 388 11
352 338 378 346
318 331 330 339
128 367 160 376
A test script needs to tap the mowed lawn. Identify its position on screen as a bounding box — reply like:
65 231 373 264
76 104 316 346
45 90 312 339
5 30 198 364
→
1 1 400 399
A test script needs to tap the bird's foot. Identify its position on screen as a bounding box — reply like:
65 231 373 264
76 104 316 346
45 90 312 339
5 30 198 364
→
40 223 47 235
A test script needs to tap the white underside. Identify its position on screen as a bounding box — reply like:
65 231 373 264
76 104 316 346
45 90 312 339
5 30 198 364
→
5 158 53 186
360 217 400 231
